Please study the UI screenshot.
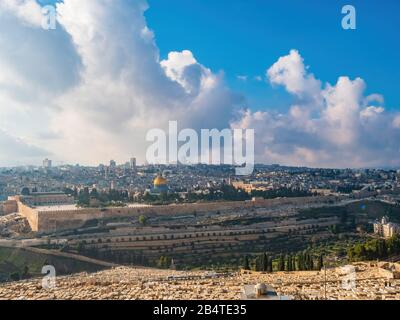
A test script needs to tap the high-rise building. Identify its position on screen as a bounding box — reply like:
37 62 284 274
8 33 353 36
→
130 157 137 170
110 180 116 190
109 160 116 169
43 158 52 168
104 166 109 179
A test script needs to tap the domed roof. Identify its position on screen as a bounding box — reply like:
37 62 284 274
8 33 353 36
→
154 175 168 186
255 283 267 295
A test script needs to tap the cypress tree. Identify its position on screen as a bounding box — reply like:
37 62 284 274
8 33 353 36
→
278 254 285 271
306 253 312 270
298 253 304 271
243 256 250 270
304 253 308 270
255 255 262 271
292 255 296 271
286 255 292 271
262 253 268 272
268 256 273 273
316 254 324 270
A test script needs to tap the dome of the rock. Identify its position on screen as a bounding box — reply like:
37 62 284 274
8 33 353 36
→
152 175 168 194
154 176 167 187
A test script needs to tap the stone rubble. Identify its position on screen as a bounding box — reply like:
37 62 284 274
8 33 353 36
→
0 262 399 300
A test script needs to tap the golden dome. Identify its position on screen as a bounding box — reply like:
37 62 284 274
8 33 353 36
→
154 176 167 186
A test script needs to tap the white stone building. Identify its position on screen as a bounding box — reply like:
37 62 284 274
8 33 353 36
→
374 216 400 239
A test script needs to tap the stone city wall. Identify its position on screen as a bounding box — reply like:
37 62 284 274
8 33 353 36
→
0 200 18 215
17 201 39 231
22 195 341 233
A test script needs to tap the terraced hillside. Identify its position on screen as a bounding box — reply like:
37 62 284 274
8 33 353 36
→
0 246 110 283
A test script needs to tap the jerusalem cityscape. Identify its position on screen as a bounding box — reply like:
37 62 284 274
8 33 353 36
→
1 0 400 312
1 160 400 300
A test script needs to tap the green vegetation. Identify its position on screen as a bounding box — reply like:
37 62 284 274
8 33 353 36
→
75 248 150 266
0 247 107 283
141 185 315 205
250 188 315 199
237 252 324 272
299 200 400 224
54 200 400 271
138 215 147 225
243 256 250 270
70 187 129 208
157 256 172 269
347 235 400 262
69 184 316 207
252 253 273 272
186 185 314 202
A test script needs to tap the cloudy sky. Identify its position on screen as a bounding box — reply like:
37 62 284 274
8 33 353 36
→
0 0 400 168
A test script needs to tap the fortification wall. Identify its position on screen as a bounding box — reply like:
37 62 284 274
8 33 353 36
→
0 200 18 215
34 195 342 233
17 202 39 231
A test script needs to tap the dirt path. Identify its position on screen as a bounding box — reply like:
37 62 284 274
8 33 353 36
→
0 240 117 268
23 247 118 268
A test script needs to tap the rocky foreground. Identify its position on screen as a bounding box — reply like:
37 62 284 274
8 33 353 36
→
0 262 399 300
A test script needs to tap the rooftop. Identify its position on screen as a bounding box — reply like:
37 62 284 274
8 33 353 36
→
36 205 79 212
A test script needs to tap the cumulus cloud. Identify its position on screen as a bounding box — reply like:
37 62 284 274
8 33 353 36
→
0 0 243 166
0 0 42 27
0 1 82 166
393 116 400 129
1 1 399 168
160 50 217 96
233 50 400 168
50 0 244 164
267 49 322 105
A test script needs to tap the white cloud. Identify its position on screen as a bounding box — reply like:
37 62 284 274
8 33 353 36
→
233 50 400 168
161 50 217 95
46 0 242 165
360 106 385 119
393 115 400 129
0 0 245 166
0 0 42 27
1 2 399 168
267 49 322 104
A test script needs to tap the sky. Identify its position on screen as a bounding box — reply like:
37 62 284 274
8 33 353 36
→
146 0 400 111
0 0 400 169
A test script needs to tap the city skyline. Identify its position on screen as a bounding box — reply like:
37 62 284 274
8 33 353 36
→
1 0 400 168
2 157 400 171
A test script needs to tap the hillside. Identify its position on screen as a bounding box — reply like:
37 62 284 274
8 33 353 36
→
0 246 110 283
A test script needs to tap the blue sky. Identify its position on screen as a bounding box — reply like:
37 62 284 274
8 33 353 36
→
145 0 400 111
40 0 400 111
2 0 400 168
